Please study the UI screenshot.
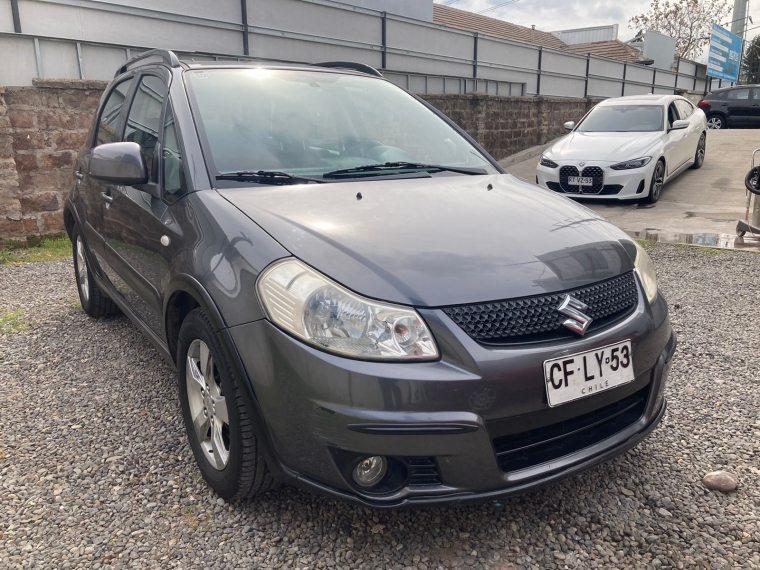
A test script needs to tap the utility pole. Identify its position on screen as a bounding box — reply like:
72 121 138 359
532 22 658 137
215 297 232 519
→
732 0 750 84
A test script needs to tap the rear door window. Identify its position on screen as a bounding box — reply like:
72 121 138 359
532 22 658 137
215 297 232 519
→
728 88 750 100
676 100 693 118
95 78 134 146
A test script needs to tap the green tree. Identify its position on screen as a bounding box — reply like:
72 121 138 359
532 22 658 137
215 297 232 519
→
741 36 760 84
630 0 732 60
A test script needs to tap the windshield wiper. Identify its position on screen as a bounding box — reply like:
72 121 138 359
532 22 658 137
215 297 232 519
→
322 162 488 179
216 170 324 185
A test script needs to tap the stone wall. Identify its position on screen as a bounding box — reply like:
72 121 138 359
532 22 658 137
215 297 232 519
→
0 79 106 242
421 94 599 161
0 80 599 242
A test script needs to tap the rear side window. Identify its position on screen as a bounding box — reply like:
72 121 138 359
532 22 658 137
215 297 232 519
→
95 78 133 146
676 100 693 118
728 89 750 100
124 75 168 181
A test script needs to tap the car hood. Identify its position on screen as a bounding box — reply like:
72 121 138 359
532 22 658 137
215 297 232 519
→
218 175 635 307
547 131 662 162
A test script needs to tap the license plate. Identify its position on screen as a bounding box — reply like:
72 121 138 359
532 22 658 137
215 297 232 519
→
568 176 593 186
543 341 634 407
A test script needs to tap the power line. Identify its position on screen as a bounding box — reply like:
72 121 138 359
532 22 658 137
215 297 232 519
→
476 0 525 15
441 0 461 5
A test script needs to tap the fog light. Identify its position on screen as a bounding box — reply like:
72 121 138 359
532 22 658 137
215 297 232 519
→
352 456 387 488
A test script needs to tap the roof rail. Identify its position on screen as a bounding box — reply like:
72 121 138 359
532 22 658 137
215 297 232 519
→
116 49 181 77
314 61 383 77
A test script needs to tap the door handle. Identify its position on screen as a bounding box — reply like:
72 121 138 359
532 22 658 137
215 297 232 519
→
101 192 114 204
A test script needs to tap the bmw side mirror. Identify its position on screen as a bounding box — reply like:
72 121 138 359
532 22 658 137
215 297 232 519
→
90 142 149 186
670 119 689 131
564 121 576 131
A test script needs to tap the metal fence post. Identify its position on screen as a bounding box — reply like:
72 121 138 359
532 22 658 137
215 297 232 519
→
536 46 543 95
10 0 21 33
240 0 249 56
381 12 387 69
651 69 656 94
584 53 590 97
473 32 478 78
622 63 627 96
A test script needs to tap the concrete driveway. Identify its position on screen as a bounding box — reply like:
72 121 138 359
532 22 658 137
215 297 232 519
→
503 130 760 249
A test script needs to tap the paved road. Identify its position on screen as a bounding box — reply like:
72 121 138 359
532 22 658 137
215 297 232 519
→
504 130 760 249
2 248 759 569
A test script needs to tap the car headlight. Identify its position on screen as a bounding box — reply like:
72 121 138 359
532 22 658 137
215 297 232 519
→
257 259 439 361
540 155 559 168
610 157 652 170
634 242 658 304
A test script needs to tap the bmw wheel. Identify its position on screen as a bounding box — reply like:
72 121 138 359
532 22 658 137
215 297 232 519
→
72 225 119 318
177 308 277 500
706 115 725 130
645 160 665 204
690 133 706 170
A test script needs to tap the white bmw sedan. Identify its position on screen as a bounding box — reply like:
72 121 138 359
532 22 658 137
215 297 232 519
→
536 95 707 203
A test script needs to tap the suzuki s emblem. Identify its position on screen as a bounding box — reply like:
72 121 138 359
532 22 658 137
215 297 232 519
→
557 295 593 335
578 162 586 168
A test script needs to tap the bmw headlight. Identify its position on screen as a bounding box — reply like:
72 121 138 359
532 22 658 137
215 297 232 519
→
634 242 658 304
611 157 652 170
540 155 559 168
257 259 439 361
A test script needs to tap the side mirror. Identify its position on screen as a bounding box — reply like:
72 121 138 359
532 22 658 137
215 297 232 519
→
564 121 576 131
670 119 689 131
90 142 148 186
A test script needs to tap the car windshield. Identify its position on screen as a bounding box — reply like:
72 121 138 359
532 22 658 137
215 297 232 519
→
186 68 492 180
577 105 664 133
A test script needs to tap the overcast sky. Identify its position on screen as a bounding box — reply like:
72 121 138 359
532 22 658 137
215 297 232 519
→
433 0 760 44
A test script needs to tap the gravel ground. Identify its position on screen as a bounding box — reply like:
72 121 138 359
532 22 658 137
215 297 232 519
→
1 244 759 570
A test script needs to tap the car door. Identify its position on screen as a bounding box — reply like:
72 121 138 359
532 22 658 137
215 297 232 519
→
725 87 752 126
663 102 688 175
99 71 178 337
750 89 760 127
76 77 135 262
675 99 701 163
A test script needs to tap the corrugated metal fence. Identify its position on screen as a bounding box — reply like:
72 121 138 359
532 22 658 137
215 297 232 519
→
0 0 707 98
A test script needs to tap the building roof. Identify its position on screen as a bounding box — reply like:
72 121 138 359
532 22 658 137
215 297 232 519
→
432 4 566 50
561 40 649 64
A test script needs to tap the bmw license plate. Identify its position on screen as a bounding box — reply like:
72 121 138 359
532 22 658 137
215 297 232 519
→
568 176 593 186
543 340 634 407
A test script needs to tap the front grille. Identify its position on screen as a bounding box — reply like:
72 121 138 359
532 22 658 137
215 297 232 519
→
406 457 441 486
491 387 648 473
442 271 638 345
548 181 622 196
559 165 605 194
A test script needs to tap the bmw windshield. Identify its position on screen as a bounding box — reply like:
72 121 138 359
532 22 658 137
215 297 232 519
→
577 105 664 133
186 68 494 182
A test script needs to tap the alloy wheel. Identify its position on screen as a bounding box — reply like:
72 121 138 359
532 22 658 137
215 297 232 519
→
651 162 664 201
186 339 231 470
696 135 706 166
706 117 723 130
76 236 89 302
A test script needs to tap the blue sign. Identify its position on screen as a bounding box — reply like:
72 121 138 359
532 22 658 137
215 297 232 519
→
707 24 742 82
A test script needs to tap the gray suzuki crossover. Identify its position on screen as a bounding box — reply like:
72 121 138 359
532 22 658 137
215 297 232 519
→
64 49 676 507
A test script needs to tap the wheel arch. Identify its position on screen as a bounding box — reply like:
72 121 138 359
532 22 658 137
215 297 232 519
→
164 275 228 363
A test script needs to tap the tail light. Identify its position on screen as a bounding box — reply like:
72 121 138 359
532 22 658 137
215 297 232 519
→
697 100 710 108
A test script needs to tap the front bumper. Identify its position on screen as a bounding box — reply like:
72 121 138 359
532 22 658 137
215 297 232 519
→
229 287 675 507
536 159 656 200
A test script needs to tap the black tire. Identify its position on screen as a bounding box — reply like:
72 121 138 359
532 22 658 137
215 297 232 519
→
706 115 725 130
645 160 665 204
177 307 277 500
72 225 119 318
745 166 760 195
690 133 706 170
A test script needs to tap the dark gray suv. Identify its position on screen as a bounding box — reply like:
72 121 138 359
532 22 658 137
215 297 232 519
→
64 49 676 507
